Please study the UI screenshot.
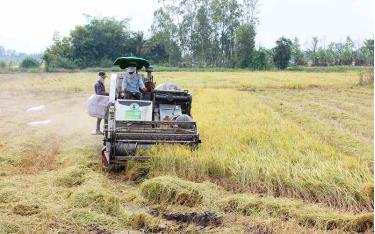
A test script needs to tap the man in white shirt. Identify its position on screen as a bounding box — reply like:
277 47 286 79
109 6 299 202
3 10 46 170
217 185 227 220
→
121 66 147 100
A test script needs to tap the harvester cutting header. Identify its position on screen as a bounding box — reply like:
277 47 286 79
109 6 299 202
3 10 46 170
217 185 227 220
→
88 56 201 170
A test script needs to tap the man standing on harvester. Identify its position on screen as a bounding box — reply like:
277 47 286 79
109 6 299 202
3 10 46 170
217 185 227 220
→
121 63 147 100
92 71 108 135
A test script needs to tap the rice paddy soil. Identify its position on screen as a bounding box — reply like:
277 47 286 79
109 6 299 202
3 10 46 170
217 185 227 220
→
0 71 373 233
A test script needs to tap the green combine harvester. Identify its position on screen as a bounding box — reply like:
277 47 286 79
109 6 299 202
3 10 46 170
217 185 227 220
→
99 57 201 170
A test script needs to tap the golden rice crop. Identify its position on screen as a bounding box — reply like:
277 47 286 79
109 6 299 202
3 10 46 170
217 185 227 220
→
141 176 373 232
0 70 372 233
146 87 373 211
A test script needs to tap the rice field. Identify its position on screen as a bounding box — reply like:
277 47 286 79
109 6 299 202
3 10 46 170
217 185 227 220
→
0 70 373 233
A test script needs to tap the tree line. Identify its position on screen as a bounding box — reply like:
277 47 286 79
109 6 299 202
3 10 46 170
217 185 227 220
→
38 0 373 70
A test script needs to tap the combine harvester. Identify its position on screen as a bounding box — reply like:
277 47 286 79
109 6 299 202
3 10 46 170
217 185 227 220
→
89 57 201 171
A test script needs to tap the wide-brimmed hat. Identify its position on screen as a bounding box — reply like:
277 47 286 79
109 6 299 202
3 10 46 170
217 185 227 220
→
145 66 153 72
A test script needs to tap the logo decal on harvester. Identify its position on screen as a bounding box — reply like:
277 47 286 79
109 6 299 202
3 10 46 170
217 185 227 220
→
126 103 142 120
129 103 140 110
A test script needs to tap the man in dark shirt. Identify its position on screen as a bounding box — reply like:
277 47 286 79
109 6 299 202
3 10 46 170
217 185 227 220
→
95 71 109 96
92 71 108 135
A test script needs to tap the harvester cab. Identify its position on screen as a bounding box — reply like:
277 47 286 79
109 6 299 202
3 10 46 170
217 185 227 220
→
101 57 201 170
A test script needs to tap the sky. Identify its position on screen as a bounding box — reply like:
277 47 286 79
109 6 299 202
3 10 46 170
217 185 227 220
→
0 0 373 53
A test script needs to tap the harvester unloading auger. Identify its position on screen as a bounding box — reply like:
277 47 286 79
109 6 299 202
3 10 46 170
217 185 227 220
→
88 57 201 171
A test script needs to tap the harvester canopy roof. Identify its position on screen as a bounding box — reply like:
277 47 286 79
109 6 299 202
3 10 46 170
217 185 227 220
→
114 56 150 70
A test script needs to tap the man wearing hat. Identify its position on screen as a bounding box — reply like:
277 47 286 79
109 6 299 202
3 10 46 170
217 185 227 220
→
144 66 155 92
92 71 108 134
121 65 147 100
95 71 108 96
145 66 153 81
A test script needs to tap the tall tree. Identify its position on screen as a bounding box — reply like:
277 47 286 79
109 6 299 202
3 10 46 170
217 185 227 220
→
70 17 130 67
354 39 374 66
252 47 270 70
210 0 242 66
43 37 75 70
142 33 169 64
128 31 145 56
235 23 255 68
363 39 374 65
242 0 259 24
151 8 181 65
151 0 259 67
291 38 305 65
273 37 292 70
310 37 319 66
325 42 337 66
191 5 213 66
340 36 355 65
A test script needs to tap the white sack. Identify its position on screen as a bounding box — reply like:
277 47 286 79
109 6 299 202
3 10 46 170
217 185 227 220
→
28 120 51 126
87 95 109 118
155 83 182 91
26 105 46 112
